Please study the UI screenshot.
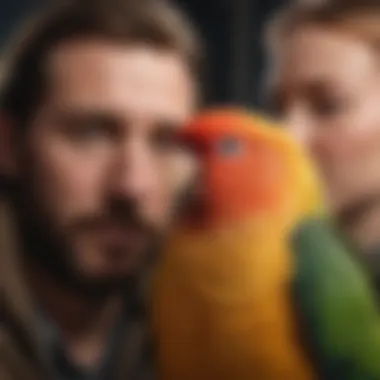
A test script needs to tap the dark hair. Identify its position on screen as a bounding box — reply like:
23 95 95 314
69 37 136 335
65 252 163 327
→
0 0 203 131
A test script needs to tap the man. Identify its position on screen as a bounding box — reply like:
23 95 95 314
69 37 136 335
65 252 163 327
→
0 0 202 379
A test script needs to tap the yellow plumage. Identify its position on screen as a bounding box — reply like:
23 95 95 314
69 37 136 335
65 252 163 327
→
152 110 324 380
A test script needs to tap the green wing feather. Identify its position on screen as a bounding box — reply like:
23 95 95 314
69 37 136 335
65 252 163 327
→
292 217 380 380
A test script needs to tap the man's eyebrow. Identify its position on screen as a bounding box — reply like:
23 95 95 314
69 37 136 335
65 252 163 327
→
51 107 122 126
151 120 187 145
156 120 185 131
154 120 184 132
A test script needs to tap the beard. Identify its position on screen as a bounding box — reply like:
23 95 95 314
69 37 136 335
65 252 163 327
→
10 180 174 300
5 129 198 298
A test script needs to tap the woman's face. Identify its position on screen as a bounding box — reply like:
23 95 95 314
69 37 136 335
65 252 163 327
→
268 25 380 217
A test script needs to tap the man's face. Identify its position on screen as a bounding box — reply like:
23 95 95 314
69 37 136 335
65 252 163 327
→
17 40 198 288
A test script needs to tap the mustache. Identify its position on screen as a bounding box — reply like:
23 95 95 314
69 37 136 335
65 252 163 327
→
68 198 155 234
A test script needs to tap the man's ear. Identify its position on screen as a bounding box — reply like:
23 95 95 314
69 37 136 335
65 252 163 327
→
0 113 18 178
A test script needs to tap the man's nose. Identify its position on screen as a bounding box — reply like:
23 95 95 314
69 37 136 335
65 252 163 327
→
108 139 157 200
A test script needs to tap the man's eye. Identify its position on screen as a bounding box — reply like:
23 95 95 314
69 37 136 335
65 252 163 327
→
217 137 243 157
152 129 179 151
67 122 111 142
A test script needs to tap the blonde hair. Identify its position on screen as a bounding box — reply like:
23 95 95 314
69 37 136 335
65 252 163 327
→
266 0 380 53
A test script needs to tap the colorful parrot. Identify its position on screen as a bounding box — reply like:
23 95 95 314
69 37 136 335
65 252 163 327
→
152 108 380 380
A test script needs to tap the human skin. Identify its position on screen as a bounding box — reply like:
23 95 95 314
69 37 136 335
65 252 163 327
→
267 26 380 251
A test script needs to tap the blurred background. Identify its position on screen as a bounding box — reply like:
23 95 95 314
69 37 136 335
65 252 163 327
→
0 0 286 107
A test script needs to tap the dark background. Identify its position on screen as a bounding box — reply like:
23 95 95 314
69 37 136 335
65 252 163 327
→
0 0 285 107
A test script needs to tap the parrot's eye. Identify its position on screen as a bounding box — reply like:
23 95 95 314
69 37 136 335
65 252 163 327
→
217 137 243 157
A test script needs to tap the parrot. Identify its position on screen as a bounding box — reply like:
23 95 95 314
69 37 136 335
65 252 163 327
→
152 108 380 380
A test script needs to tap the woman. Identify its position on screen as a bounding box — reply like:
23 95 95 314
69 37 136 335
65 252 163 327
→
265 0 380 262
